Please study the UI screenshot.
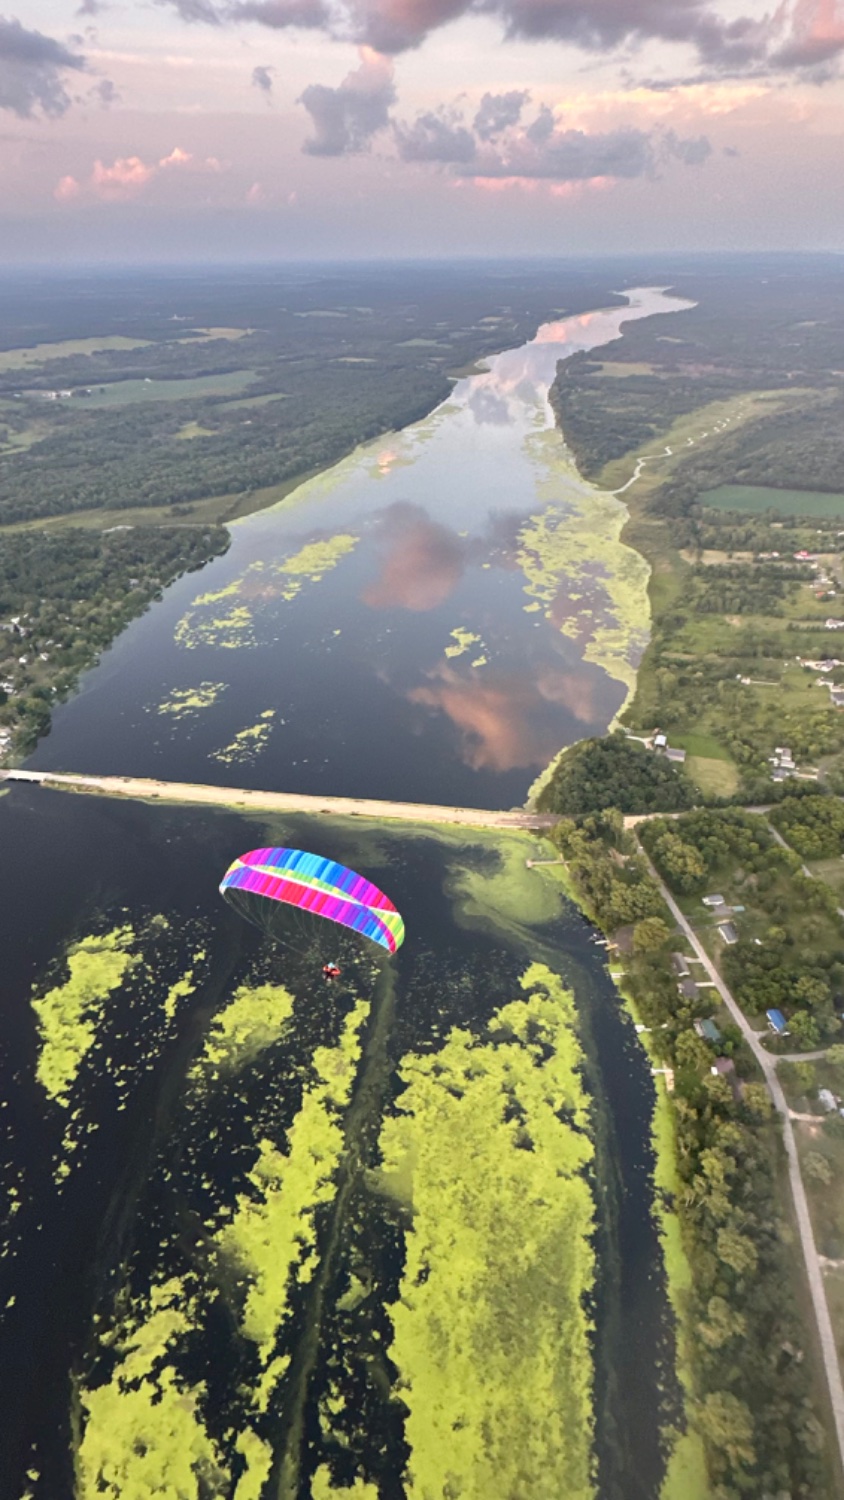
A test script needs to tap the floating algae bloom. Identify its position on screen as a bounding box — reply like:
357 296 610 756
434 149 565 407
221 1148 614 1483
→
75 977 371 1496
75 1280 229 1500
174 533 359 648
31 926 137 1107
175 603 256 651
210 710 276 766
379 963 596 1500
444 627 482 659
187 980 297 1082
274 534 359 602
156 682 227 721
516 469 650 698
216 998 371 1364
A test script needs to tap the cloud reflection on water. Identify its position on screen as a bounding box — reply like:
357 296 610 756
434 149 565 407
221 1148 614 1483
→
407 661 602 771
361 502 469 611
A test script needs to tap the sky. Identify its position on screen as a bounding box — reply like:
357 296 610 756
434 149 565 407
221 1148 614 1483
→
2 0 844 259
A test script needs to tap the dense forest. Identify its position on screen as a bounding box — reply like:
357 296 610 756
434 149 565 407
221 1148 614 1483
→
0 264 625 525
537 731 693 815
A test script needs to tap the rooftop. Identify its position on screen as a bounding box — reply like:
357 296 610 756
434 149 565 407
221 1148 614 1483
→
694 1017 722 1042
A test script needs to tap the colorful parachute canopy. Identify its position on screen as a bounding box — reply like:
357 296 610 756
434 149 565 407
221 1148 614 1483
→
219 847 405 955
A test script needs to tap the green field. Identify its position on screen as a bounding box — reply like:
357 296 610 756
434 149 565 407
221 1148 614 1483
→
701 484 844 518
51 370 256 407
0 336 152 372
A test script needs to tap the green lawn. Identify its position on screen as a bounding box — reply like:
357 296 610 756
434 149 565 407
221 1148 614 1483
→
702 484 844 519
685 755 739 797
672 732 734 761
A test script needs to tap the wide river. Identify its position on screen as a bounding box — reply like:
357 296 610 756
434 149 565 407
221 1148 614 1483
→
31 287 690 808
1 286 692 1500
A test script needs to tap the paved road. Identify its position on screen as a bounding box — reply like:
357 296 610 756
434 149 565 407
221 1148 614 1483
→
0 769 558 832
635 836 844 1472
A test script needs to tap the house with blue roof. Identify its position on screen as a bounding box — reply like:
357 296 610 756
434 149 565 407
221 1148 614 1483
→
766 1008 788 1036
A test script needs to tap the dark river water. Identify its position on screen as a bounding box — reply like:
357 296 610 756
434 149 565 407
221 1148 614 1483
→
31 288 689 809
1 288 689 1499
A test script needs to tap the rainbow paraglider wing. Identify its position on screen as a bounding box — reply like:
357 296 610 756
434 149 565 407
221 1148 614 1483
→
219 847 405 954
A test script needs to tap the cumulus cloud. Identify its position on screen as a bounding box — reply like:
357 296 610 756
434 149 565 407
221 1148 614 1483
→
389 97 715 182
55 146 223 204
474 124 658 179
251 62 274 92
299 47 394 155
91 154 156 199
772 0 844 68
473 89 528 139
0 16 85 118
394 106 475 161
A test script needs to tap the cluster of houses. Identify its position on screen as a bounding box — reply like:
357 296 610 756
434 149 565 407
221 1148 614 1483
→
671 950 743 1099
701 892 741 944
798 656 844 704
39 387 95 402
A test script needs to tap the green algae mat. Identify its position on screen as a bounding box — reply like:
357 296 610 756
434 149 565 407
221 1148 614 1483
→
0 790 683 1500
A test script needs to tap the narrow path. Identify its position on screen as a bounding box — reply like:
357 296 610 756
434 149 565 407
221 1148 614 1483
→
0 769 557 832
607 404 749 497
634 836 844 1471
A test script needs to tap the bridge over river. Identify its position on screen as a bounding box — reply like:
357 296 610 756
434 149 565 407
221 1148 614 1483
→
1 768 558 832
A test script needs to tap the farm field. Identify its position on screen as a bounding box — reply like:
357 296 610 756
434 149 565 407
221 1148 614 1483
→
701 484 844 518
49 369 257 406
0 336 153 372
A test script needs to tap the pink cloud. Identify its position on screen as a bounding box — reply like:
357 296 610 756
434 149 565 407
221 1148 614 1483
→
159 146 193 168
776 0 844 66
470 173 614 196
91 154 155 199
53 174 80 202
55 147 227 206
